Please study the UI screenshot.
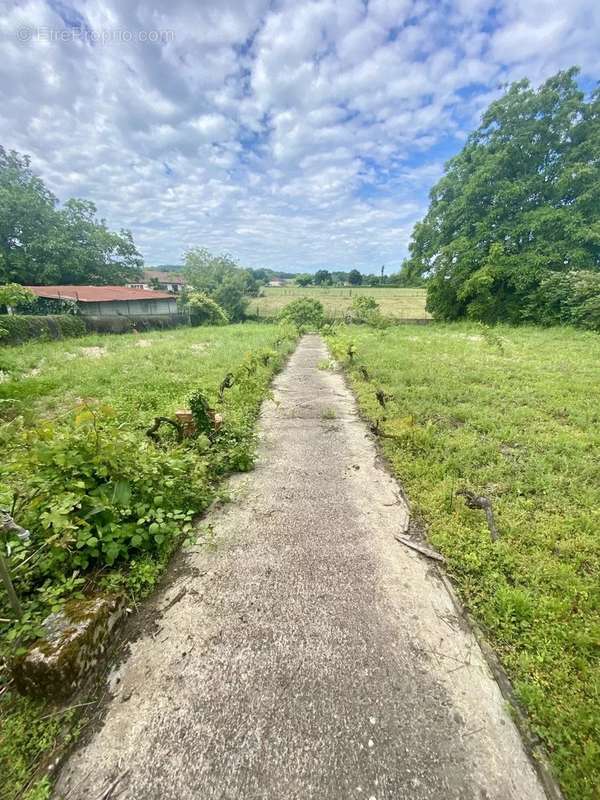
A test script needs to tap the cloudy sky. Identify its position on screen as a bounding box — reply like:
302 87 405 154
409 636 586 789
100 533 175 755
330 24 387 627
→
1 1 598 272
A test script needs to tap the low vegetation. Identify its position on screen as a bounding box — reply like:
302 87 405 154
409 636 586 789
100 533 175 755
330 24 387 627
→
328 323 600 800
0 322 296 800
278 297 325 330
0 315 86 345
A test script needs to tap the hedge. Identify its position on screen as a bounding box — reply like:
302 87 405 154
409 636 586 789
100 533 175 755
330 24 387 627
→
0 315 86 345
83 314 188 334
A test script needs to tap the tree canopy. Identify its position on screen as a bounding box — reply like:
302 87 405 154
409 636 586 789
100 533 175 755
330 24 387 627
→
0 146 143 286
183 247 254 321
403 68 600 324
313 269 332 285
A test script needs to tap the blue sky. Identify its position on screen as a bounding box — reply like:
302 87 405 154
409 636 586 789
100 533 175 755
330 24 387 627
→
1 0 598 273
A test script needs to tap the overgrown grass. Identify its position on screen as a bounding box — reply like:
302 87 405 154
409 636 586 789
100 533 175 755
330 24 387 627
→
0 322 297 800
0 324 287 427
327 322 600 800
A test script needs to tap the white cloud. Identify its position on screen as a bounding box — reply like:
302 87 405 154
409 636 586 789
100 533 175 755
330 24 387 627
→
0 0 598 270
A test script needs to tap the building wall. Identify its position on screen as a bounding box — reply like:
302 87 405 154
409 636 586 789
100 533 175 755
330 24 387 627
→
79 298 178 316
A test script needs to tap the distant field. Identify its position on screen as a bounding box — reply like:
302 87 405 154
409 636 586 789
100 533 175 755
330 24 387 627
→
251 286 430 320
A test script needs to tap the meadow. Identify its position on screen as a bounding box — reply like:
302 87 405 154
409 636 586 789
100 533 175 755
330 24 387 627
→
327 322 600 800
0 324 286 428
251 285 430 320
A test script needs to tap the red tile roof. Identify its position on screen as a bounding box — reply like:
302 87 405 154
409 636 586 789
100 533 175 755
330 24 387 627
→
26 285 174 302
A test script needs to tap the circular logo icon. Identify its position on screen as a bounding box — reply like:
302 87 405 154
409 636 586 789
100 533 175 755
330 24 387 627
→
17 26 33 42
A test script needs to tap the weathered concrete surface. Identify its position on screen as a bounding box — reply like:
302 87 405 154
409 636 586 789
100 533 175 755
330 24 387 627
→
13 596 125 700
55 335 546 800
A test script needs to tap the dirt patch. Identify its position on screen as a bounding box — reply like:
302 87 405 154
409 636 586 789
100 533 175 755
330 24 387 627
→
25 365 44 378
80 347 107 359
136 339 152 348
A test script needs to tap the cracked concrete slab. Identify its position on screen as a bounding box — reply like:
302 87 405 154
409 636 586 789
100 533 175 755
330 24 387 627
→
54 334 547 800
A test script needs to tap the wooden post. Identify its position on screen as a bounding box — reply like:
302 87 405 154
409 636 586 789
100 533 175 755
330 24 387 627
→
0 550 22 618
0 511 29 619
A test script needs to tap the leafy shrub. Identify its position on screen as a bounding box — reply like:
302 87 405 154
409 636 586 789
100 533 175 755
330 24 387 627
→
346 295 386 327
185 291 228 326
278 298 325 330
0 409 203 609
526 270 600 331
0 315 86 345
0 284 37 312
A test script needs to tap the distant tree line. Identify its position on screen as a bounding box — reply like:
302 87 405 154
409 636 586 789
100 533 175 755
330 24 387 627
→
0 146 143 286
403 68 600 330
291 268 422 288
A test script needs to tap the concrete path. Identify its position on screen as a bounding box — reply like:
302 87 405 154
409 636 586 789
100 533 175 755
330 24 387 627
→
55 335 546 800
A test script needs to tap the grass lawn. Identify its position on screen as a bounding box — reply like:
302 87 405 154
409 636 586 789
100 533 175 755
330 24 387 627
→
251 286 430 320
0 323 284 429
327 322 600 800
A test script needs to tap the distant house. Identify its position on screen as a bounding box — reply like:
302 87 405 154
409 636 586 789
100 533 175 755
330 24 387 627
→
26 286 179 317
127 270 187 294
268 278 285 287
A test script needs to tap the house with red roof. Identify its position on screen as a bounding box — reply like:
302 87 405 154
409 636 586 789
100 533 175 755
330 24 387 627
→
26 285 179 318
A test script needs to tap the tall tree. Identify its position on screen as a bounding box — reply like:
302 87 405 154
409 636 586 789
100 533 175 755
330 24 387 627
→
404 68 599 322
314 269 332 286
183 247 249 321
348 269 362 285
0 146 143 285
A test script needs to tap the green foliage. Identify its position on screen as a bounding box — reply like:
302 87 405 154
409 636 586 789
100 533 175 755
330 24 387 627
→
526 270 600 331
0 324 297 642
328 323 600 800
185 291 228 326
404 69 600 325
0 315 86 345
0 693 80 800
348 269 362 286
189 390 215 437
313 269 332 286
0 409 201 624
294 273 313 287
0 283 36 311
347 295 386 326
0 147 143 286
278 297 325 330
183 248 250 321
